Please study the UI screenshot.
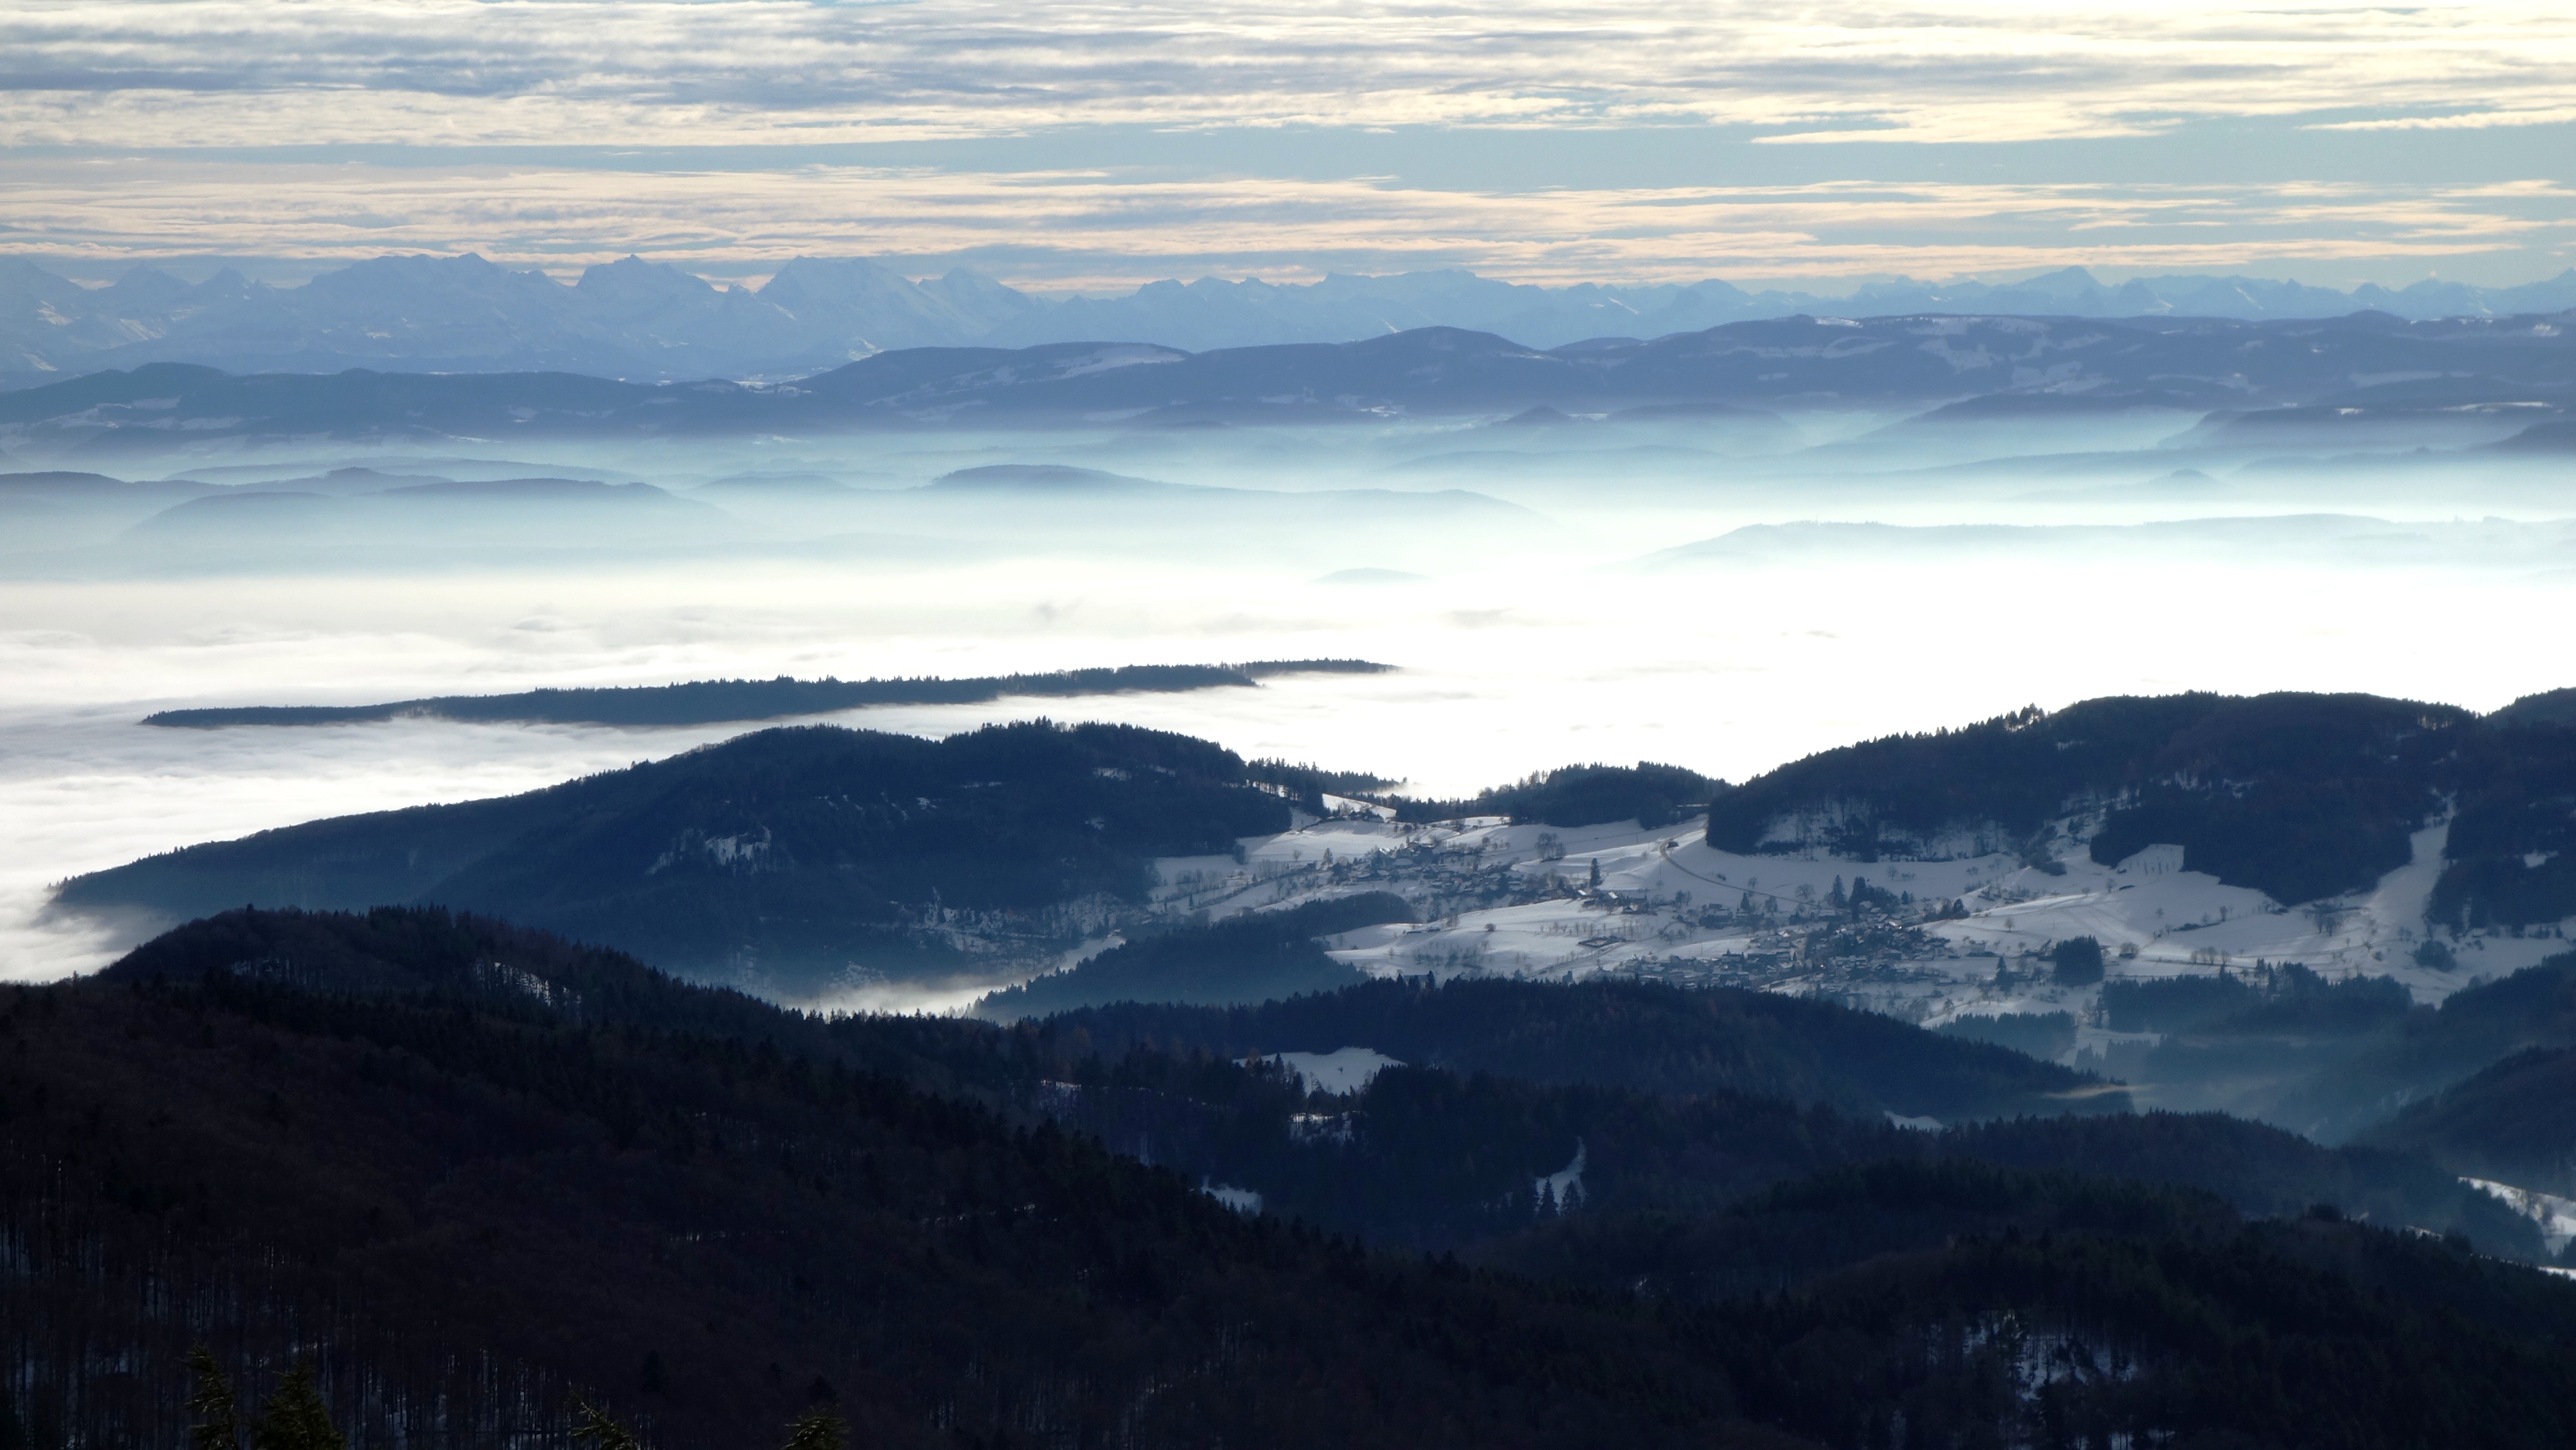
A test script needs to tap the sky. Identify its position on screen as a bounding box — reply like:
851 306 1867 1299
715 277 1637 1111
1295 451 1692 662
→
4 0 2575 291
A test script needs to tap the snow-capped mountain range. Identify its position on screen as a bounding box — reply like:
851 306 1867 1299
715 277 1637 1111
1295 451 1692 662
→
7 253 2576 387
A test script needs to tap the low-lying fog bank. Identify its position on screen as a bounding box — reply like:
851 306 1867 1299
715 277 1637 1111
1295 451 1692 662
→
6 409 2573 982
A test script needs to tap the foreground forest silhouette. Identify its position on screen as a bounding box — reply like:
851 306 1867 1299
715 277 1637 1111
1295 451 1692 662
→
179 1349 843 1450
8 906 2576 1448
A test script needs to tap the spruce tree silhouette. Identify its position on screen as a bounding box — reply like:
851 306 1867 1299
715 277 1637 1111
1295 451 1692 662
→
781 1409 847 1450
184 1348 238 1450
249 1362 342 1450
570 1397 643 1450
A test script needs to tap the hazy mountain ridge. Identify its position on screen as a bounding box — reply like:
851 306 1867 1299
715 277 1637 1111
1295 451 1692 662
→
5 309 2572 459
7 251 2574 386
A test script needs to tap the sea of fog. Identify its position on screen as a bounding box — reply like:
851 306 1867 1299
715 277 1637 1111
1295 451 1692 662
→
4 425 2572 982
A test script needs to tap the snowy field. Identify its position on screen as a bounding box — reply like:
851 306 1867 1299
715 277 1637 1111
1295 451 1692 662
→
1201 812 2565 1007
1153 801 2574 1109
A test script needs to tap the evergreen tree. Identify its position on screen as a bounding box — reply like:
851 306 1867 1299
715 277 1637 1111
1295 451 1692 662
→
185 1347 240 1450
781 1409 847 1450
2052 936 2106 986
250 1362 342 1450
571 1398 642 1450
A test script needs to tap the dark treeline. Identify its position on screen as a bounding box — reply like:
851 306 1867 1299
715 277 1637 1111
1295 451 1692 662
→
1380 761 1724 830
141 660 1391 730
11 906 2576 1448
1936 1009 2079 1062
1240 758 1400 810
2101 962 2415 1036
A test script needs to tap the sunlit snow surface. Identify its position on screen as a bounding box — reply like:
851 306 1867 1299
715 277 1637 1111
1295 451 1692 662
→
2465 1178 2576 1257
8 422 2576 983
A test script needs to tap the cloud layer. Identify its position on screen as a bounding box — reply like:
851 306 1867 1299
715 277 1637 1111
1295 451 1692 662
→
5 1 2575 147
7 155 2572 287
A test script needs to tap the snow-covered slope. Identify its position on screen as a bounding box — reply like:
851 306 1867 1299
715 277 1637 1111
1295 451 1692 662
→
1160 801 2570 1062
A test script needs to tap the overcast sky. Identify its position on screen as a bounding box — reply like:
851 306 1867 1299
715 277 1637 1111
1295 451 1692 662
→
5 0 2574 290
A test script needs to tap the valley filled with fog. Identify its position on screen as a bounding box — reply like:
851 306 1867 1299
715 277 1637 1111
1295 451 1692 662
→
25 0 2576 1440
8 398 2573 984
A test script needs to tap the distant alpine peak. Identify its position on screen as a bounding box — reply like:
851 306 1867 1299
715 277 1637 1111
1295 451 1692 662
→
4 252 2574 388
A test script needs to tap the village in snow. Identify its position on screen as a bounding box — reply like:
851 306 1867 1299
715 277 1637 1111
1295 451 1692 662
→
1139 797 2571 1071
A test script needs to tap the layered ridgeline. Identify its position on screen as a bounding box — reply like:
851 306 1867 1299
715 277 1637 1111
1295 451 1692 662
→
9 251 2575 382
8 906 2571 1449
59 690 2576 1002
142 660 1390 729
5 309 2574 447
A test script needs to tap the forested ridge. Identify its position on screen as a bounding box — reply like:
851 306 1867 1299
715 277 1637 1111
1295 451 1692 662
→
140 661 1389 730
1703 690 2576 918
974 894 1411 1018
62 691 2576 1022
12 907 2576 1448
1030 972 2117 1122
1705 693 2470 903
1374 761 1724 830
56 721 1292 991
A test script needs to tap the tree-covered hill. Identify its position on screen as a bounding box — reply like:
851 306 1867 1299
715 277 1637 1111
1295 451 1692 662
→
1705 692 2477 906
1490 1169 2576 1450
12 918 1786 1450
1030 973 2121 1123
2431 715 2576 928
975 894 1412 1017
55 721 1291 992
16 906 2576 1449
2361 1046 2576 1196
1382 761 1725 829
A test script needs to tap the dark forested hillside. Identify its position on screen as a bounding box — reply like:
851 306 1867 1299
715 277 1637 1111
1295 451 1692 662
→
1705 692 2470 904
6 920 1787 1450
1031 974 2119 1122
975 894 1411 1017
2433 717 2576 927
1494 1177 2576 1450
2361 1046 2576 1196
2087 953 2576 1143
54 721 1290 992
1384 761 1725 829
14 906 2576 1449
